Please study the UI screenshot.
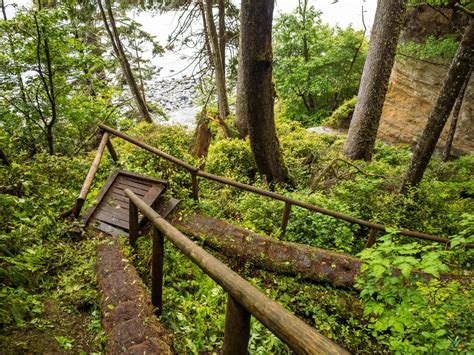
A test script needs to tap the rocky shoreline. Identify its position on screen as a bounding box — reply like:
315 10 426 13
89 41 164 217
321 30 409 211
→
147 75 201 128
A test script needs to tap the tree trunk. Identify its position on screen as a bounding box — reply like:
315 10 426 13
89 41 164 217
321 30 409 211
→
189 110 212 158
0 148 10 167
203 0 229 119
235 0 289 184
343 0 406 161
33 10 57 155
218 0 226 74
171 214 473 288
46 125 54 155
401 20 474 192
442 68 471 162
98 0 152 123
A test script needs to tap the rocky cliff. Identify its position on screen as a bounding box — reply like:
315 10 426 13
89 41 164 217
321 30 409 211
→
377 57 473 156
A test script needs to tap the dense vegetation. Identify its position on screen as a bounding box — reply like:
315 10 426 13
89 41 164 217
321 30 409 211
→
1 0 473 353
2 119 472 352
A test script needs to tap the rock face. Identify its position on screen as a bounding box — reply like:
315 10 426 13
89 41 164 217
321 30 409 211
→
377 57 473 156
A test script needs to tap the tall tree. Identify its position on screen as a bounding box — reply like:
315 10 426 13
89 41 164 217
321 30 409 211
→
98 0 152 123
202 0 229 120
343 0 406 161
235 0 289 184
273 4 367 125
401 19 474 192
441 68 471 161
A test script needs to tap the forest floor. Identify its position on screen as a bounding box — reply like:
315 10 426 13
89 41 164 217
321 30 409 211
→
0 300 98 354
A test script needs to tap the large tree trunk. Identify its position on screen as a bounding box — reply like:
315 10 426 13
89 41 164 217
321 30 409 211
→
171 214 473 288
203 0 229 119
401 20 474 192
343 0 406 161
235 0 289 184
98 0 152 123
442 68 471 162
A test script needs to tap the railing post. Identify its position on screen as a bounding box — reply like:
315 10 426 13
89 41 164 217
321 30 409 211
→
222 295 251 355
151 226 164 315
191 172 199 201
106 139 119 162
365 228 378 248
72 132 109 218
129 202 139 248
280 202 292 239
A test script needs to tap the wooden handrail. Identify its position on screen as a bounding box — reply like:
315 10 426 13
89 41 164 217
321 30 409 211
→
72 132 110 217
99 124 472 248
125 188 349 354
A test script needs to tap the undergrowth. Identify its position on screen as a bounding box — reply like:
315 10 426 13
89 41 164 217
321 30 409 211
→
2 120 473 353
0 154 106 352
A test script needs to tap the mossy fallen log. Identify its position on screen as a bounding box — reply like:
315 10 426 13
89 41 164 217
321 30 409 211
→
171 214 473 288
172 214 362 288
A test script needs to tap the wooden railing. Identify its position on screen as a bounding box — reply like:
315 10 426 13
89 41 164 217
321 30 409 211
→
125 188 348 355
97 124 473 249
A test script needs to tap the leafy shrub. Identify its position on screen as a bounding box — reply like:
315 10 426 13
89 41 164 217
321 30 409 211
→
356 232 473 353
206 138 256 181
285 192 361 252
323 96 357 129
399 35 459 63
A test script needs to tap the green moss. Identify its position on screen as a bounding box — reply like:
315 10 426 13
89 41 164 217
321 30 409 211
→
323 96 357 129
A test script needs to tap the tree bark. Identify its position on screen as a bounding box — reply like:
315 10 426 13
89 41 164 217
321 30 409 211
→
401 20 474 192
203 0 229 119
33 10 57 155
189 110 212 158
171 214 473 288
0 148 10 167
98 0 152 123
442 68 471 162
235 0 289 184
343 0 406 161
218 0 226 75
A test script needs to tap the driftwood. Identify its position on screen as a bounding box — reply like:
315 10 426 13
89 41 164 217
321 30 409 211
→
171 214 473 288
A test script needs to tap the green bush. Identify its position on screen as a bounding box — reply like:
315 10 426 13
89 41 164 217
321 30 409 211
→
399 35 459 63
356 230 473 353
323 96 357 129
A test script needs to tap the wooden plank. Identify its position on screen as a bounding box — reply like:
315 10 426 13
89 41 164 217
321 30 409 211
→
103 192 131 204
94 220 128 237
83 170 120 225
108 190 145 202
142 185 166 206
114 182 150 193
98 204 129 220
116 174 153 186
118 175 154 186
155 197 180 219
118 170 168 186
95 210 130 229
95 207 129 223
110 185 147 197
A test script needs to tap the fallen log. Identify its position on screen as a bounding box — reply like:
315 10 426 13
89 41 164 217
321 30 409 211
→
172 214 362 288
171 214 473 288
